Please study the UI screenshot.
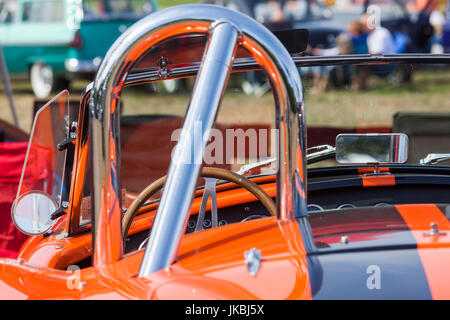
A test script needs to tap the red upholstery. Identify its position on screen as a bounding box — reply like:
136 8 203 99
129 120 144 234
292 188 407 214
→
0 142 30 256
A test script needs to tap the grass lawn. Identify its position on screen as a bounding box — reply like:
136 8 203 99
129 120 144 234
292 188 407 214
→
158 0 200 8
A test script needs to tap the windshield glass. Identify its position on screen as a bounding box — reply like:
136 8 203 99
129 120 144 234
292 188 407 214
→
82 0 154 20
15 90 69 209
300 61 450 167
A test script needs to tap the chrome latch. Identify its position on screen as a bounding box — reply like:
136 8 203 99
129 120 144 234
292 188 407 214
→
158 56 171 79
58 121 78 151
424 222 447 236
244 248 262 276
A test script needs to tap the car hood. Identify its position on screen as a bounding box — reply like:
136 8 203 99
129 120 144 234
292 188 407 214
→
166 204 450 299
0 204 449 299
309 204 450 251
307 204 450 299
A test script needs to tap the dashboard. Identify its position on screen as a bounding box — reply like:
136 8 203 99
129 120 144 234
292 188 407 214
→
125 170 450 252
124 200 273 253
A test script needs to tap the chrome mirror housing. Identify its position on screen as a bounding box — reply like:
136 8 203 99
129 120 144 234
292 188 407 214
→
12 192 57 236
336 134 409 164
89 4 307 276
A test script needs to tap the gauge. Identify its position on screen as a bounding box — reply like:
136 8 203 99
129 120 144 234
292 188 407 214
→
219 220 227 226
187 220 196 229
203 219 212 228
337 203 357 210
307 204 324 212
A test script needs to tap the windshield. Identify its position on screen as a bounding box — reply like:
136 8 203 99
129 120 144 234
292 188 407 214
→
75 41 450 231
82 0 154 20
300 61 450 167
15 90 69 210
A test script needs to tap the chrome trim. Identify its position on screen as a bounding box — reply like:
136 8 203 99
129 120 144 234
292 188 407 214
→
236 157 276 175
424 222 447 236
306 145 336 163
420 153 450 165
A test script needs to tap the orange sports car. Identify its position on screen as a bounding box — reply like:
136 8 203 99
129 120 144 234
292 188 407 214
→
2 4 450 299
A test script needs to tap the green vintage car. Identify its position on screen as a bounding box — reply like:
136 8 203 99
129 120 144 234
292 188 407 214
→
0 0 158 98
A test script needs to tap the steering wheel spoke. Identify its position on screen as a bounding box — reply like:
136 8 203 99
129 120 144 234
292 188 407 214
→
195 177 218 231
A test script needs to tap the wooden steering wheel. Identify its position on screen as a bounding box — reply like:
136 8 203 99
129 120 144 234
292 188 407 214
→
122 167 276 239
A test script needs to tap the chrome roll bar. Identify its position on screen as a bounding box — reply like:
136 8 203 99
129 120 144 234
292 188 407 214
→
89 4 307 274
139 21 240 276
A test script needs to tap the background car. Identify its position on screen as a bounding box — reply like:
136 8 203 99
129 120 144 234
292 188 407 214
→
0 0 158 98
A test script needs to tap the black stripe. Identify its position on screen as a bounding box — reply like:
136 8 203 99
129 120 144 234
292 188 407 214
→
435 204 450 222
309 249 432 299
300 206 433 299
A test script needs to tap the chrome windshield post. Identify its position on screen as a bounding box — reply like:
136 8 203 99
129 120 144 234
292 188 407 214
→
138 21 239 276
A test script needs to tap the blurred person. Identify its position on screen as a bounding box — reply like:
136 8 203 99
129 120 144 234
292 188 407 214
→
254 0 285 23
348 20 368 54
359 13 397 79
347 20 369 90
360 13 396 54
408 0 438 13
310 33 353 93
310 20 370 92
284 0 308 21
429 5 446 53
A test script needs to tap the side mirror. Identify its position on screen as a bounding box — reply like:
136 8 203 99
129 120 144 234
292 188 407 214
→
336 133 408 164
12 192 57 235
11 90 69 235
